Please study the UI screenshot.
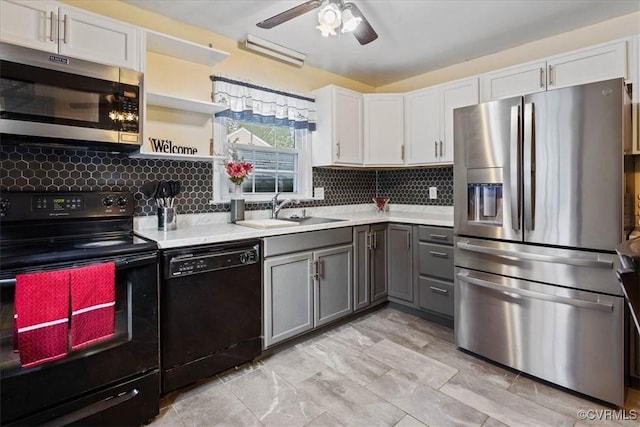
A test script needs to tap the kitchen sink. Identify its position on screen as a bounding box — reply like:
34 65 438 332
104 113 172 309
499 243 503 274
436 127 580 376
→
284 216 345 225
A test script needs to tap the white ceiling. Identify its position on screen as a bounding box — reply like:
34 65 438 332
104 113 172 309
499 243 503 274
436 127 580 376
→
123 0 640 87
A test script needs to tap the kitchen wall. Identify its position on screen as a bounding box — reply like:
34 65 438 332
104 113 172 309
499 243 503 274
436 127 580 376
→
376 11 640 92
0 143 452 216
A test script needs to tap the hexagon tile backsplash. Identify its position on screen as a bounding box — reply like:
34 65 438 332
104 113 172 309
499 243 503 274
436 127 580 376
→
0 144 453 216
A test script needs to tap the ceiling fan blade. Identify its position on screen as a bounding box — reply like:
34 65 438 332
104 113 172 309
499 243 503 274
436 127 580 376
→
345 2 378 45
257 0 323 29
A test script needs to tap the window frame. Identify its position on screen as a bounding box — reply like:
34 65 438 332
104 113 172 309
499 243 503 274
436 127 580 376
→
212 118 313 203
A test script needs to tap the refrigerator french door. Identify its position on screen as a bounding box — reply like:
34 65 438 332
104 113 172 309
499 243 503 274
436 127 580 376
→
453 78 630 406
454 78 628 250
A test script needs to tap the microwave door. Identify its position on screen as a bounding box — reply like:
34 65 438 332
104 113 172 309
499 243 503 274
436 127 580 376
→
522 81 624 251
453 97 523 242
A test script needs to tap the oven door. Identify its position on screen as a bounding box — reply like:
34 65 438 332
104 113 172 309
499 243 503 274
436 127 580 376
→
0 251 159 425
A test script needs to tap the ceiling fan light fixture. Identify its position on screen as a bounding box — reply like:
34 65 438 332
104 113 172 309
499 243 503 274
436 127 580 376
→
317 2 342 30
316 22 337 37
340 8 362 33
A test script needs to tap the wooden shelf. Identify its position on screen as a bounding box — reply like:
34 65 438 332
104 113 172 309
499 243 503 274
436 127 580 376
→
145 30 229 66
146 91 228 115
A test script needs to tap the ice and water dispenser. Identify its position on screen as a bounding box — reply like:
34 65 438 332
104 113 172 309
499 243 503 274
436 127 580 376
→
467 178 503 226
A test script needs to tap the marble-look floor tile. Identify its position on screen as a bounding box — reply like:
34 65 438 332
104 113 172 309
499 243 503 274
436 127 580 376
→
419 336 516 390
364 339 457 389
322 323 381 351
300 334 391 387
217 360 265 384
350 315 435 350
507 373 613 420
298 367 406 427
262 346 328 385
441 372 574 427
407 316 455 343
367 369 487 427
481 418 510 427
394 414 428 427
305 411 346 427
170 376 224 404
226 366 324 426
149 406 186 427
171 381 262 427
371 306 420 325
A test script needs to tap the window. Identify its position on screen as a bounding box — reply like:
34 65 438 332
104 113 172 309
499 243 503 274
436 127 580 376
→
214 118 312 201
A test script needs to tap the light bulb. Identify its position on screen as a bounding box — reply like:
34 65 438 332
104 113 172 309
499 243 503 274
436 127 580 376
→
341 8 362 33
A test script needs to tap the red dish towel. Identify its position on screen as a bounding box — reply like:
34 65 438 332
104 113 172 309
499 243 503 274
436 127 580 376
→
15 270 70 368
70 263 116 350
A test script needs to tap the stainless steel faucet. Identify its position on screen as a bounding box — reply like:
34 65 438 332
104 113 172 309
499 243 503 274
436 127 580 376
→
271 192 300 219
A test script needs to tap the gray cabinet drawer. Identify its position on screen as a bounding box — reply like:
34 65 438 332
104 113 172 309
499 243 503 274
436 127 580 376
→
419 242 453 280
264 227 352 257
418 226 453 245
418 277 454 317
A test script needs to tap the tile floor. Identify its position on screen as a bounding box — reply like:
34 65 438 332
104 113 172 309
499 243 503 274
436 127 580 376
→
151 306 640 427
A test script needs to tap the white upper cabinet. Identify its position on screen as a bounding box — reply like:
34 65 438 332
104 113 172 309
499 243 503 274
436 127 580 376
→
313 85 363 166
0 0 139 70
546 40 627 90
363 94 404 166
405 78 478 165
482 39 628 101
481 60 547 101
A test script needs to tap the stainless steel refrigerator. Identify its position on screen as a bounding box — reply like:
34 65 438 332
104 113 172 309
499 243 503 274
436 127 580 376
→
453 78 632 406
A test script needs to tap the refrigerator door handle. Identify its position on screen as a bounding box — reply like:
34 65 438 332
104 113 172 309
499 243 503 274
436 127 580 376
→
510 104 521 231
523 102 535 231
457 272 614 312
456 240 614 269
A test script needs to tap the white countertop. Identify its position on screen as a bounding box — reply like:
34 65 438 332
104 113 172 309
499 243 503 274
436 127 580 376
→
135 204 453 248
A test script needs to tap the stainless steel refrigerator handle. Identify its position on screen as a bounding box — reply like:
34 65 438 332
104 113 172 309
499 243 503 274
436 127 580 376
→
456 240 613 269
510 104 521 232
523 102 535 231
457 272 614 312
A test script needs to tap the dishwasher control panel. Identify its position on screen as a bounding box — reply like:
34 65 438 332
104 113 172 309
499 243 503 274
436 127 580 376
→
168 247 258 277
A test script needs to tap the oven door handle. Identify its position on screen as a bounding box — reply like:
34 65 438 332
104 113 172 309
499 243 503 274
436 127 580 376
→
0 253 158 287
456 240 613 269
457 272 614 312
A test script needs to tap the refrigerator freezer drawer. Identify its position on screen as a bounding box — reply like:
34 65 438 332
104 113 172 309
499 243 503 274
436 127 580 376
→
455 267 625 406
454 237 621 296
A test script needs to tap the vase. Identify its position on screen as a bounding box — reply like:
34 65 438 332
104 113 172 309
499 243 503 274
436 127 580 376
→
230 184 245 223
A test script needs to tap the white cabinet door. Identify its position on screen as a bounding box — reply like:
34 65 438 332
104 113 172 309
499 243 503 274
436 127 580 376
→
547 40 627 90
312 85 363 166
363 94 404 166
0 0 57 52
333 87 363 165
481 60 547 102
404 87 440 164
58 6 138 70
441 78 479 163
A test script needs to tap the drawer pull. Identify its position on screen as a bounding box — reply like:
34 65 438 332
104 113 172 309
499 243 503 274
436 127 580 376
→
430 286 449 295
429 233 448 240
429 251 449 258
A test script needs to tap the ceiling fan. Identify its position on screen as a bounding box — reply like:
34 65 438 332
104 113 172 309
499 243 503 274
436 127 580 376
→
257 0 378 45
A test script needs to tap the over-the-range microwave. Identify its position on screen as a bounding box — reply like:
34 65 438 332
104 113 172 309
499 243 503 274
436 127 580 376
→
0 42 142 152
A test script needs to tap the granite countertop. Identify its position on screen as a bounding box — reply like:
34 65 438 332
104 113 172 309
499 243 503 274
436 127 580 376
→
135 204 454 249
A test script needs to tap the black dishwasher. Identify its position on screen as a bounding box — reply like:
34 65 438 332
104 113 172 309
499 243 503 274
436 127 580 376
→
160 240 262 393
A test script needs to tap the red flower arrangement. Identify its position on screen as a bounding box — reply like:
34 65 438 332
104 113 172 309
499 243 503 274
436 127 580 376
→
372 196 389 212
225 161 254 185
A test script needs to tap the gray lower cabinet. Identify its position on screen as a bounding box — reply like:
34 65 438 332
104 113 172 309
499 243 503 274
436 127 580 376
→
263 228 353 348
387 224 414 302
314 245 353 326
353 224 387 311
417 226 454 318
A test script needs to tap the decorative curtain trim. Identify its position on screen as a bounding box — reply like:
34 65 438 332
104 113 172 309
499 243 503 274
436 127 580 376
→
211 75 316 131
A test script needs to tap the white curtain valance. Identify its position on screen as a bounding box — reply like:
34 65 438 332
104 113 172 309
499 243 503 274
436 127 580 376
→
211 76 316 131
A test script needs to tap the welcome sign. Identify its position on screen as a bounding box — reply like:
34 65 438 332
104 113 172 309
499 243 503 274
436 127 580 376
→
148 138 199 155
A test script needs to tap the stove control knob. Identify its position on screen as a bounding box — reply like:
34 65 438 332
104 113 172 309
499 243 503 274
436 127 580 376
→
0 198 9 216
102 197 114 207
116 196 128 207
